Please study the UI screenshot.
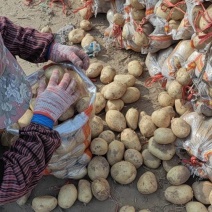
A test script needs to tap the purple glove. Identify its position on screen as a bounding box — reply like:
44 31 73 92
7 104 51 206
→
48 43 89 70
34 70 79 121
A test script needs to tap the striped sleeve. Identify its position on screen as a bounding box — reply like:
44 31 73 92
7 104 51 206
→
0 123 61 205
0 16 54 63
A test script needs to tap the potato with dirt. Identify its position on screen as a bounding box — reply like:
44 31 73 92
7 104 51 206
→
107 140 125 166
158 91 174 107
148 137 176 160
171 118 191 138
91 178 110 201
111 161 137 185
121 87 141 104
98 130 115 144
90 115 104 138
124 149 143 169
167 165 191 185
68 28 85 44
164 184 193 204
128 60 143 77
125 108 139 130
87 156 110 181
121 128 141 151
75 96 90 113
114 74 136 87
100 66 116 84
151 108 171 128
78 179 93 204
90 137 108 156
105 99 124 112
162 154 181 172
58 184 77 209
106 110 126 132
137 171 158 194
94 92 106 114
139 111 157 138
86 62 103 78
142 149 161 169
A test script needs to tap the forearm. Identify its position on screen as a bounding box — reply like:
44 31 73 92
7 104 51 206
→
0 16 54 63
0 123 61 205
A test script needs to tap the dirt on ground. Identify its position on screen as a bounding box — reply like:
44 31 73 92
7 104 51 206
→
0 1 196 211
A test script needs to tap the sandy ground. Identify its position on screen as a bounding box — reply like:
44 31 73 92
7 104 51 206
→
0 0 196 211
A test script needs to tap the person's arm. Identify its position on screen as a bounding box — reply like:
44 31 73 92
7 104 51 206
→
0 123 61 205
0 16 54 63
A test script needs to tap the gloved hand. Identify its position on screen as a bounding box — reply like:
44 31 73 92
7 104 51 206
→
33 70 79 122
48 43 89 70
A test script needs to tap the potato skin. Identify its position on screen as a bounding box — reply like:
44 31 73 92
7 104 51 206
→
121 87 141 104
142 149 161 169
32 196 57 212
114 74 136 87
137 171 158 194
86 62 103 78
78 179 93 204
154 128 176 144
185 201 208 212
125 108 139 130
106 110 126 132
105 99 124 112
158 91 174 107
124 149 143 169
111 161 137 185
94 92 106 114
128 60 143 77
164 185 193 204
90 115 104 138
90 138 108 155
98 130 115 144
100 66 116 84
167 165 190 185
171 118 191 138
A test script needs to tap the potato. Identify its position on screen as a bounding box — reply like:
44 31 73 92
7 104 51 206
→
103 81 127 100
209 190 212 204
68 28 85 44
125 108 139 130
86 62 103 78
162 154 181 172
132 32 149 47
80 20 92 31
107 140 125 165
158 91 174 107
106 110 126 132
130 0 145 9
121 128 141 151
176 67 191 86
94 92 106 114
32 196 57 212
79 7 91 19
154 128 176 144
167 20 181 31
81 33 95 48
111 161 137 184
90 115 104 138
139 111 157 138
191 32 212 50
161 106 176 118
119 205 135 212
91 178 110 201
59 106 75 121
164 185 193 204
124 149 143 168
167 80 183 99
121 87 140 104
131 8 145 21
87 156 110 180
44 64 65 82
58 184 77 209
41 26 52 33
167 165 190 185
151 108 171 128
128 60 143 77
18 109 33 128
199 5 212 33
78 179 92 204
114 74 136 87
175 99 190 116
113 13 125 26
98 130 115 144
192 181 212 205
148 137 176 160
142 149 161 169
16 191 31 206
90 138 108 155
75 96 90 113
137 171 158 194
100 66 116 84
105 99 124 112
185 201 208 212
155 5 170 19
171 118 191 138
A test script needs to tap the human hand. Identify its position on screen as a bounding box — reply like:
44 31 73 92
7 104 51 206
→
48 43 89 70
33 70 79 121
